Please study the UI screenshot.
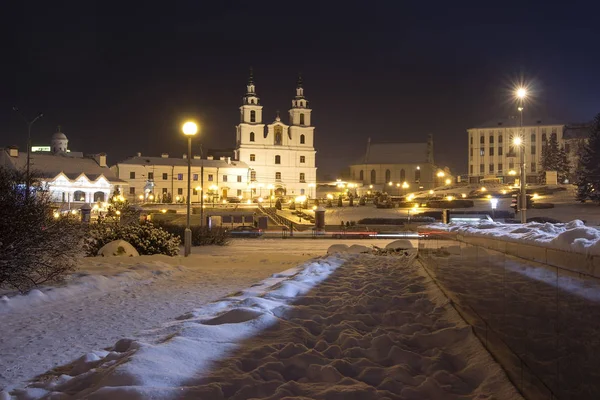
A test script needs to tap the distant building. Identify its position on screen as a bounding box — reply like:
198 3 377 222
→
348 136 452 192
112 153 251 203
0 127 125 204
234 70 317 197
467 118 590 184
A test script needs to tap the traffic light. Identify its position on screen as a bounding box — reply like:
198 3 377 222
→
510 194 534 212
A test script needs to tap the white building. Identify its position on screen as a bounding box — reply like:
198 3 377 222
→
0 128 125 204
467 118 587 184
235 71 317 197
112 154 251 203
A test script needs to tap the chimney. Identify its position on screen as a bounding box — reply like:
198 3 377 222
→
8 146 18 157
161 153 169 158
94 153 107 167
136 152 141 157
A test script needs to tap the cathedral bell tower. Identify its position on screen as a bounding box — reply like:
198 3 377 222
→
240 68 263 124
289 74 311 127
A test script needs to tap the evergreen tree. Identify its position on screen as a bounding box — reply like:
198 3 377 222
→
538 133 570 184
576 113 600 203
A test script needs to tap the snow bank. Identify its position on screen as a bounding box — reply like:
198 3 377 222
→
12 256 345 399
425 220 600 256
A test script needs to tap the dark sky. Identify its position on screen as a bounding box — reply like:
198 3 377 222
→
2 1 599 179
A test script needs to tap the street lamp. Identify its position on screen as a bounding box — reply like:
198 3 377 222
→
515 87 527 223
13 107 43 202
182 121 198 257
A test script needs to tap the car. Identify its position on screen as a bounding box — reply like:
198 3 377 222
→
226 197 242 203
226 225 264 238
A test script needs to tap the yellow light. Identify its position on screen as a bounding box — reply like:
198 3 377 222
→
501 190 507 194
258 183 264 188
532 193 539 199
195 186 202 191
92 204 99 210
295 195 307 203
268 184 274 189
367 190 371 195
115 210 121 215
175 195 181 201
446 195 454 201
481 187 487 192
369 185 373 189
308 183 316 187
513 137 522 146
238 195 243 200
312 205 317 210
246 199 252 204
148 195 154 200
53 211 60 219
222 200 227 204
161 209 167 213
258 197 264 203
516 87 527 99
509 170 516 176
407 194 415 201
270 195 275 199
429 190 434 195
182 121 198 136
326 194 333 200
139 194 144 200
416 166 420 170
437 171 445 178
402 182 409 189
203 194 208 199
461 193 466 198
396 183 400 187
444 178 451 185
388 182 393 186
210 185 218 191
486 194 492 199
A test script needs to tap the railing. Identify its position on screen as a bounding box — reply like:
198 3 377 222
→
257 204 298 231
418 233 600 400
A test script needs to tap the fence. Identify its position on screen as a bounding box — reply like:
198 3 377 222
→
418 233 600 400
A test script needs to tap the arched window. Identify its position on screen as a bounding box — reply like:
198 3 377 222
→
274 126 283 145
250 154 255 161
489 135 494 144
385 169 391 183
300 113 305 125
480 135 485 144
249 132 255 142
400 169 406 181
275 155 281 164
370 169 376 184
250 110 256 122
300 134 305 144
359 170 364 181
415 169 421 182
498 134 503 143
74 190 85 202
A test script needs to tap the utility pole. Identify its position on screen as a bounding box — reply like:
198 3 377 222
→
13 107 43 202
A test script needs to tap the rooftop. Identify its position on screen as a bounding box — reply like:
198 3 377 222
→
472 116 565 129
351 142 431 165
117 155 249 169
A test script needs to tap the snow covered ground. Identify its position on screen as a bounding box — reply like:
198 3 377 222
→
5 247 520 400
1 239 359 393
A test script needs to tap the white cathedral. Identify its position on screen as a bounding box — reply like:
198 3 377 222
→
235 71 317 198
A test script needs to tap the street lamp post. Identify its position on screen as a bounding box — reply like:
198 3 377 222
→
13 107 43 202
516 87 527 223
182 121 198 257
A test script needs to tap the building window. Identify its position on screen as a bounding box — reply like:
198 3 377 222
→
414 169 420 182
489 163 494 173
470 148 473 157
300 189 305 195
400 169 405 181
250 110 256 122
470 164 473 174
300 156 305 163
489 135 494 144
223 175 228 182
148 172 154 180
480 135 485 144
300 134 305 144
370 169 376 184
275 155 281 164
498 147 503 156
531 162 537 173
177 173 183 180
237 189 242 196
130 172 135 179
250 132 255 142
531 144 536 155
163 173 168 180
193 188 198 195
129 187 135 195
193 174 198 181
509 161 514 170
359 170 364 181
498 135 503 143
274 126 283 145
470 136 473 145
250 170 256 181
208 174 213 181
237 175 242 182
276 172 281 180
300 113 305 125
162 188 168 194
489 147 494 156
480 164 484 173
178 188 183 195
480 148 485 157
498 163 503 173
300 173 305 182
250 154 256 161
385 169 391 182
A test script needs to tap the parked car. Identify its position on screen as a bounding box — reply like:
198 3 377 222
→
226 197 241 203
331 226 377 239
226 225 264 238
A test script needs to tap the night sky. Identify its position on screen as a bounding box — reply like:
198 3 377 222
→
2 1 599 179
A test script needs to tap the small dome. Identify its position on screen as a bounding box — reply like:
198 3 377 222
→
52 131 67 140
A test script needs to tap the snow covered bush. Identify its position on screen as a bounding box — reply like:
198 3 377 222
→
0 167 85 293
85 221 180 256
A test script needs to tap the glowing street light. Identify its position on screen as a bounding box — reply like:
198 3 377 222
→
444 178 451 185
182 120 198 257
437 171 445 178
516 87 527 99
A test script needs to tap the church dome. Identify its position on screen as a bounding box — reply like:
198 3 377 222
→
52 131 67 140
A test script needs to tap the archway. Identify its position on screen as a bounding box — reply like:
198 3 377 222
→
93 191 105 202
74 190 86 202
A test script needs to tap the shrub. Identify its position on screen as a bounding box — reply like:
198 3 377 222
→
289 201 296 210
157 223 229 246
337 196 343 207
0 167 85 293
85 221 181 256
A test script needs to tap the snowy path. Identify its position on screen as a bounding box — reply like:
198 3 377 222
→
1 239 361 391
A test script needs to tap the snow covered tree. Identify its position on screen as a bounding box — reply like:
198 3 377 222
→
538 133 570 184
576 113 600 203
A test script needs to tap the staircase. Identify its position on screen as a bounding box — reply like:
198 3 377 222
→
257 204 298 231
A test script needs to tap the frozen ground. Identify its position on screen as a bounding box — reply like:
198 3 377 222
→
7 248 520 400
1 239 372 392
